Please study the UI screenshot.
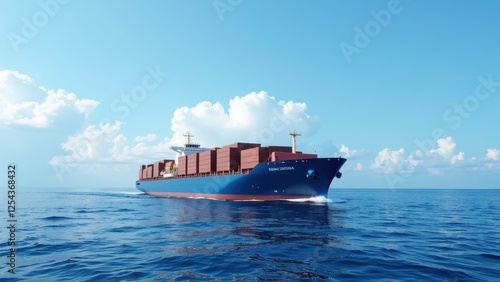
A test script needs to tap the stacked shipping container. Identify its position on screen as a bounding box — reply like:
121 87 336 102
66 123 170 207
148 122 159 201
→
146 164 153 179
164 160 175 172
153 161 164 178
271 151 317 161
215 143 261 172
268 146 293 153
139 165 146 180
225 142 261 151
199 149 217 173
177 156 188 176
241 147 270 170
216 147 240 172
142 159 174 178
187 153 199 175
138 142 316 180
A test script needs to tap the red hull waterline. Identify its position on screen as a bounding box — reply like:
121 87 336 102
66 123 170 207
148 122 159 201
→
145 191 317 201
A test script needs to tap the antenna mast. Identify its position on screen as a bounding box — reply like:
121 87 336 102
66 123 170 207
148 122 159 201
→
183 132 194 144
289 130 301 153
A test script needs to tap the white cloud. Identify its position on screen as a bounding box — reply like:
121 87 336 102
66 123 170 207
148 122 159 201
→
50 121 173 166
51 91 322 167
0 70 99 128
430 136 456 158
371 148 408 174
486 148 499 160
134 134 157 143
338 144 368 158
0 70 33 83
371 137 500 175
451 152 465 164
170 91 321 147
50 121 124 165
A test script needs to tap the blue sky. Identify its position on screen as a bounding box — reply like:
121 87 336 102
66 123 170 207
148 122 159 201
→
1 0 499 189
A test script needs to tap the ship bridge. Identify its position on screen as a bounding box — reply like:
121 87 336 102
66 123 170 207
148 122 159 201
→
170 132 210 156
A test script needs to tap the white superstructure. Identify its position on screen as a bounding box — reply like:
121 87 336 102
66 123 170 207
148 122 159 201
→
169 132 210 156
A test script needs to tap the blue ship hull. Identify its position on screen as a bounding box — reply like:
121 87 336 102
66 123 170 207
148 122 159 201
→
136 157 346 200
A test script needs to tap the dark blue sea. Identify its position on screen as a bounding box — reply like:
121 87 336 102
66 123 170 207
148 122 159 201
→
2 188 500 281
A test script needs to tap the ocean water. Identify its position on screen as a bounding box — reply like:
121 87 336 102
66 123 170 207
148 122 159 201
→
2 188 500 281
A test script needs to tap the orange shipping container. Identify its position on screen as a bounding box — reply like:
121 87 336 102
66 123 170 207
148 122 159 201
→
164 160 175 172
162 159 175 167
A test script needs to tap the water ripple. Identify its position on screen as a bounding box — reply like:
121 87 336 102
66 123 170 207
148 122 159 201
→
7 188 500 281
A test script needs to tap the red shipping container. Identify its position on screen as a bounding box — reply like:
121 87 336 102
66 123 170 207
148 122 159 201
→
199 150 216 163
146 164 153 179
240 147 270 169
223 142 260 151
187 153 199 175
138 165 145 180
199 149 217 173
153 161 165 178
217 147 240 172
268 146 293 153
270 151 317 162
177 156 188 176
240 146 259 157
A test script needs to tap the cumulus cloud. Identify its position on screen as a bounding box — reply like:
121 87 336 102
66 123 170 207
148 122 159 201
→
51 91 322 166
430 136 457 159
170 91 321 147
338 144 368 158
371 148 408 174
134 134 157 143
0 70 99 128
486 148 499 160
50 121 173 166
50 121 123 165
371 136 499 175
451 152 465 164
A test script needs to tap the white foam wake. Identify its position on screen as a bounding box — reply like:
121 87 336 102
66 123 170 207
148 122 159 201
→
286 196 332 203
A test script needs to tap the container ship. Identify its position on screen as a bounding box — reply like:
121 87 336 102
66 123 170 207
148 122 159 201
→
136 132 346 200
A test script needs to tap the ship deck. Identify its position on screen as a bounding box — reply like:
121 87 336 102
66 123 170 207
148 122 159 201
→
139 169 252 181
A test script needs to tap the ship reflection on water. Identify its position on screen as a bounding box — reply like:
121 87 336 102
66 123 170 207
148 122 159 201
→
227 199 344 245
147 195 347 279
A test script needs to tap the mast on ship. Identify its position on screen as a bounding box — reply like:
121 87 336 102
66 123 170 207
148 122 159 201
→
184 132 194 145
170 131 210 156
289 130 301 153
